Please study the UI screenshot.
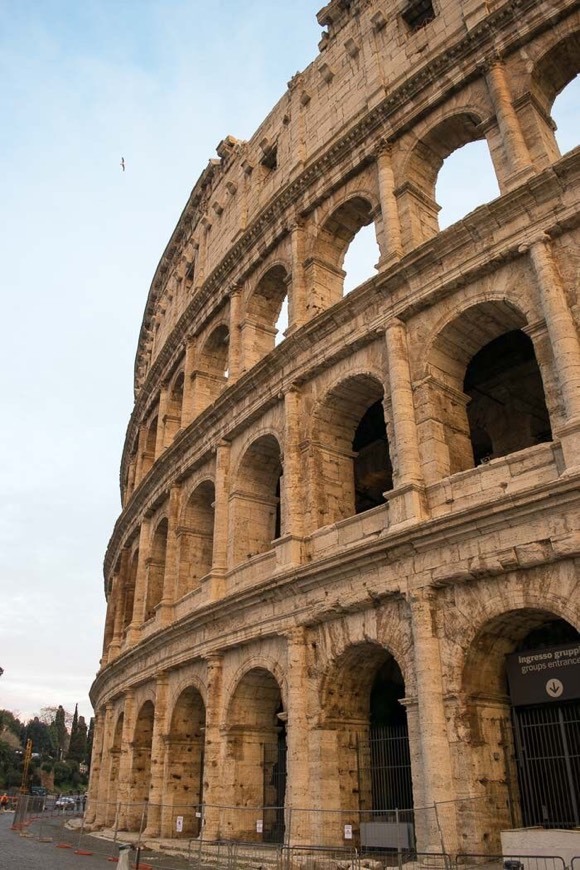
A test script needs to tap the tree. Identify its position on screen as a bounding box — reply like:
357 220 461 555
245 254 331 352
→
67 705 87 763
50 705 69 760
86 717 94 771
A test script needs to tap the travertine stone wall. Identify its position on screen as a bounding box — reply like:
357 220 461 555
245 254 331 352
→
90 0 580 855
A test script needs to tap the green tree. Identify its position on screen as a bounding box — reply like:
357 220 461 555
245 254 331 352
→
86 717 94 771
67 705 87 763
24 717 54 755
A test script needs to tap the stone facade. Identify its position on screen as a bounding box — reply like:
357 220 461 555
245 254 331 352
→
89 0 580 855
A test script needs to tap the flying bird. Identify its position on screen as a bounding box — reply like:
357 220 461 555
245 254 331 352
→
120 157 125 172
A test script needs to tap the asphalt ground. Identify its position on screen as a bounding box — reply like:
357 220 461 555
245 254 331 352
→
0 810 195 869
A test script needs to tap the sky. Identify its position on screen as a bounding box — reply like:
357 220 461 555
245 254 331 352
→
0 1 577 726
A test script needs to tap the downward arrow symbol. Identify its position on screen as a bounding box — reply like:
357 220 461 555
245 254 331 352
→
548 682 559 695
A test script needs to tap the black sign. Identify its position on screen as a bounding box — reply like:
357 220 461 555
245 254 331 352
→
505 641 580 707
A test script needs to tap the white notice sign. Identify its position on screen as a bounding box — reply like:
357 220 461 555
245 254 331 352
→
256 819 264 833
176 815 184 833
344 824 353 840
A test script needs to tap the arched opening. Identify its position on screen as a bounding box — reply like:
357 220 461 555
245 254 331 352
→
127 701 154 831
531 33 580 161
196 325 230 414
436 140 500 229
461 610 580 850
177 481 215 599
343 223 380 294
122 550 138 631
145 519 168 620
223 668 286 843
552 74 580 155
402 113 495 245
420 301 551 480
307 197 375 313
322 644 413 848
164 687 206 838
464 330 552 465
314 375 392 527
230 435 282 567
243 266 289 368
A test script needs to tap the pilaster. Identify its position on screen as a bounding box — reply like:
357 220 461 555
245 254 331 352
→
143 674 170 837
485 59 534 188
375 143 403 267
202 654 224 840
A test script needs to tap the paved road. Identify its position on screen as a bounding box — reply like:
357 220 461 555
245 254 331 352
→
0 810 194 869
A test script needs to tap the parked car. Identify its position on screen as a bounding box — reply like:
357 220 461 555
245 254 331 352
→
55 796 75 809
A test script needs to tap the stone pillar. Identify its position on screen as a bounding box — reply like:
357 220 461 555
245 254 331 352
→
275 387 305 568
85 707 105 825
110 549 130 658
143 674 170 837
285 628 312 845
116 691 137 830
181 339 196 427
155 384 169 458
485 59 533 187
100 577 118 666
384 319 427 525
288 221 308 331
527 235 580 470
134 424 147 486
376 143 403 267
126 517 152 643
228 285 243 381
209 442 230 599
94 702 116 827
157 485 181 626
202 654 225 840
409 589 458 854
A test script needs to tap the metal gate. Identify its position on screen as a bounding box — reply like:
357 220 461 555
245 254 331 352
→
357 724 413 814
262 740 287 843
513 700 580 828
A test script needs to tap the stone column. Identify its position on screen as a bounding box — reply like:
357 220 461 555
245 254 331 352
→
288 221 308 331
116 690 137 830
126 517 152 644
285 628 312 845
143 673 170 837
209 442 230 599
485 59 533 186
134 424 147 486
275 387 305 568
228 285 243 381
110 549 130 657
202 654 225 840
157 485 181 625
85 707 105 825
384 319 427 525
93 702 116 827
376 143 403 266
100 577 118 666
155 384 169 457
527 235 580 469
181 339 196 428
409 589 458 854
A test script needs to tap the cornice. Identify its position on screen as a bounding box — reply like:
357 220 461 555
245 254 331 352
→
132 0 574 396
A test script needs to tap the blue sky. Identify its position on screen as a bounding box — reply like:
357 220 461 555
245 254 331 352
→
0 2 577 724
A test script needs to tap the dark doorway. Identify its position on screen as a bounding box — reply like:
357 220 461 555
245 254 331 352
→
353 401 393 514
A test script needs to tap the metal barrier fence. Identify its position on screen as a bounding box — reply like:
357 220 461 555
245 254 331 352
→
457 856 566 870
10 794 580 870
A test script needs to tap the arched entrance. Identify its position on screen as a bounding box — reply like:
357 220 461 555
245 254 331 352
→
462 610 580 848
223 668 286 843
322 643 413 849
163 687 206 838
127 701 154 831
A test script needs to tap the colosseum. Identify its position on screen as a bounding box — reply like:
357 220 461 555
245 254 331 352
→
88 0 580 858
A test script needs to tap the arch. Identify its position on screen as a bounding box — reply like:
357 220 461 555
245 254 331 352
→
141 414 158 477
145 518 168 619
223 667 286 842
418 299 551 479
308 195 377 311
230 434 283 567
318 642 414 842
531 31 580 119
103 711 124 826
243 264 290 368
164 686 206 838
457 606 580 847
177 479 215 599
127 701 155 831
313 373 392 527
401 110 498 243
